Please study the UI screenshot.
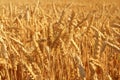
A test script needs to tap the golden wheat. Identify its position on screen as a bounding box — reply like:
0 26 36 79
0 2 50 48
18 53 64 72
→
0 1 120 80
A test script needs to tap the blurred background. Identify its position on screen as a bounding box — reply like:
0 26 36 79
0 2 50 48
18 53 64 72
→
0 0 120 6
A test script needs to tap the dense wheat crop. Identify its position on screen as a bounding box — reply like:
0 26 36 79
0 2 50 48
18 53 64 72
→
0 0 120 80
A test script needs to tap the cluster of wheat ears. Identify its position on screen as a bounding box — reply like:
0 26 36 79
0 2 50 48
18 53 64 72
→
0 1 120 80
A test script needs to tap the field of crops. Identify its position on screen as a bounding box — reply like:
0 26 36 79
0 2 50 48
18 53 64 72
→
0 0 120 80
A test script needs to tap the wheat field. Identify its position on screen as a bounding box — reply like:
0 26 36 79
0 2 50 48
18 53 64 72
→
0 0 120 80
